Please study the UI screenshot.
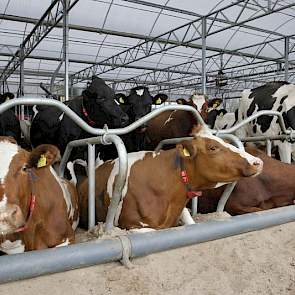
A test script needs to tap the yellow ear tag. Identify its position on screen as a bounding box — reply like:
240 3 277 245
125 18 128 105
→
119 97 125 104
213 103 218 108
220 113 224 117
156 98 161 104
6 97 10 101
37 154 47 168
183 148 190 157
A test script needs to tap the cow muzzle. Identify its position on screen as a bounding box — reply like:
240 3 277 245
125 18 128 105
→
0 204 25 235
242 157 263 177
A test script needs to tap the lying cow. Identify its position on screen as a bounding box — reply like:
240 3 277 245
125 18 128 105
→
0 137 79 253
78 125 263 230
236 81 295 163
198 145 295 215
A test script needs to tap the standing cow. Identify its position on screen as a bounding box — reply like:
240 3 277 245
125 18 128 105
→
30 76 129 160
0 92 22 145
236 81 295 163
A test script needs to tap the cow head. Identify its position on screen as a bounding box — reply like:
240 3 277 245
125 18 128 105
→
176 93 209 122
126 86 153 123
152 93 168 105
0 92 14 104
82 76 129 128
0 138 60 235
207 108 228 129
176 125 263 189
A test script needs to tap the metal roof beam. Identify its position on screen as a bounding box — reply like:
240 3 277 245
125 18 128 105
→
0 0 79 82
66 1 295 85
122 0 294 40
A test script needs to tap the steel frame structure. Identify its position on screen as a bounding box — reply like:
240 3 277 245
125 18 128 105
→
1 1 295 98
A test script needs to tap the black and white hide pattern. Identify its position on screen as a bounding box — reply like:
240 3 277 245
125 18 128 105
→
236 81 295 163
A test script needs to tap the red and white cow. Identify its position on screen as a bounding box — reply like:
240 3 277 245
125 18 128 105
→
78 125 263 230
0 137 79 254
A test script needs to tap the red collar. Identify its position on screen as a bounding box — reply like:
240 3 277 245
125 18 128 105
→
14 194 36 233
180 170 202 199
82 106 96 126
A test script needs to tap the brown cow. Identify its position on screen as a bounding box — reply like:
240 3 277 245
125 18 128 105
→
198 145 295 215
78 125 263 230
144 94 221 150
0 137 79 254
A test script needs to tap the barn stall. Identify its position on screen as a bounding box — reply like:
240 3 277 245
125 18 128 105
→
0 0 294 292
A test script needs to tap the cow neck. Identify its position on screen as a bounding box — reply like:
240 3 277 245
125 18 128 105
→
81 99 96 126
175 153 202 199
14 169 38 234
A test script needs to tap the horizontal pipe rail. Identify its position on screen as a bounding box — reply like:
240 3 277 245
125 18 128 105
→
0 98 205 134
0 205 294 284
214 110 291 135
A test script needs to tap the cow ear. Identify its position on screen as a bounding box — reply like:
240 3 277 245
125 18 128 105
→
115 93 127 105
177 140 197 159
28 144 61 169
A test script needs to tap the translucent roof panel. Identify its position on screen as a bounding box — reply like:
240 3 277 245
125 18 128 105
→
1 0 295 97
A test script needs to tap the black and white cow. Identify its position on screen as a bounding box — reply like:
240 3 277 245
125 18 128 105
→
236 81 295 163
207 109 237 130
0 92 22 144
101 88 168 160
30 76 129 159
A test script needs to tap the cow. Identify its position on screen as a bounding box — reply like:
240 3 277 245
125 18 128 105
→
30 76 129 157
198 145 295 215
0 137 79 254
77 125 263 230
207 109 237 130
0 92 22 145
236 81 295 163
101 88 168 160
176 93 209 122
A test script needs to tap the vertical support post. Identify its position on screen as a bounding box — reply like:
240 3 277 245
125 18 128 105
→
284 36 289 82
63 0 69 101
19 45 25 120
266 139 272 157
88 143 96 229
69 77 74 99
201 17 207 95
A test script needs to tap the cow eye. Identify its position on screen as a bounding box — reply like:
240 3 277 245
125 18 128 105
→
21 165 28 172
208 145 218 152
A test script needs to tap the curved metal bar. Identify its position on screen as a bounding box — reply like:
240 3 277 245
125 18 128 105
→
211 110 291 135
59 134 128 232
216 182 237 212
0 98 205 136
104 134 128 233
59 136 105 178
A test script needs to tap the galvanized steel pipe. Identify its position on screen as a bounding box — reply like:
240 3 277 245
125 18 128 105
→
0 206 294 284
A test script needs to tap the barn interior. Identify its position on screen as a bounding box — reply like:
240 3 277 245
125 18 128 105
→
0 0 295 289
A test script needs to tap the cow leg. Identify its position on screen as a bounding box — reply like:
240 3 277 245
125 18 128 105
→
277 141 291 163
179 208 195 225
